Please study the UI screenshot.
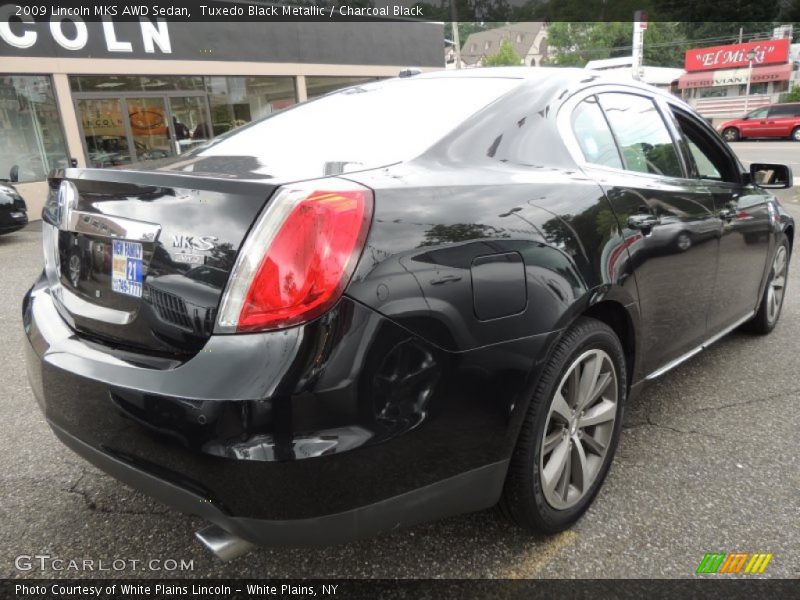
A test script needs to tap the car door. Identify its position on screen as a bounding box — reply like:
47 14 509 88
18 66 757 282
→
765 104 796 138
739 107 771 138
668 103 773 335
567 90 720 375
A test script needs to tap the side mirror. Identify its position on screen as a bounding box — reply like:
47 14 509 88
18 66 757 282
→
9 165 18 183
750 163 793 189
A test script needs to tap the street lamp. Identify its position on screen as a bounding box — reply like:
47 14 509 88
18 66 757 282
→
743 48 758 114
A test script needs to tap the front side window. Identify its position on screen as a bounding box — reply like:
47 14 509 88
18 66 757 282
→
746 107 768 119
571 96 622 169
671 107 739 183
598 93 683 178
0 75 68 182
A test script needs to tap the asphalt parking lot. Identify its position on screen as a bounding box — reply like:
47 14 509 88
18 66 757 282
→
2 160 799 580
730 140 800 180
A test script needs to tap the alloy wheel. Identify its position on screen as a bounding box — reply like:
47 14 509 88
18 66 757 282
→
540 349 618 510
767 245 788 325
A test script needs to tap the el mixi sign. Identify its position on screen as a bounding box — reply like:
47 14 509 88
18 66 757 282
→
0 5 171 54
685 38 790 72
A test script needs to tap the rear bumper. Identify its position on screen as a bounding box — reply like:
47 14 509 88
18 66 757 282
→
24 274 551 546
48 419 507 547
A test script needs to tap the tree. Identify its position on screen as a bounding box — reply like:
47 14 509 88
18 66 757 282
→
785 86 800 102
483 39 523 66
545 22 686 68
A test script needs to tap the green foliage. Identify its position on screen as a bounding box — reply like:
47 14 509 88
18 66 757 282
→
545 22 686 68
483 39 523 66
785 86 800 102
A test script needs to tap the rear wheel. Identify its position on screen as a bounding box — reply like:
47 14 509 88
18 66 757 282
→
792 127 800 142
500 317 625 533
743 236 790 334
722 127 740 142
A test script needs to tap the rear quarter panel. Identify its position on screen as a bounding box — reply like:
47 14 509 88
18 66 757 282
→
346 162 640 354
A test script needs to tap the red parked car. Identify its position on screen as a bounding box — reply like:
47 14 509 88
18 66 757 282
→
718 103 800 141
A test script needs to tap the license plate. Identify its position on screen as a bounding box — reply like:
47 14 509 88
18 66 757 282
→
111 240 143 298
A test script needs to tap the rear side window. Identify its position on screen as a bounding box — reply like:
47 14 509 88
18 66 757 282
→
598 93 683 178
768 104 800 117
187 78 520 179
571 96 623 169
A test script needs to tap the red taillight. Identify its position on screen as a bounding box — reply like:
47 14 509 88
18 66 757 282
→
216 180 373 333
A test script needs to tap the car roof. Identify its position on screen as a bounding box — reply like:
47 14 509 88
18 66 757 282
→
413 67 673 99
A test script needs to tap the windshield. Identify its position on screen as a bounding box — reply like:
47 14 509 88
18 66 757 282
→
160 77 521 180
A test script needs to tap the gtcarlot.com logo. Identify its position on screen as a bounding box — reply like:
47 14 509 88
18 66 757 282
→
696 552 773 574
14 554 194 572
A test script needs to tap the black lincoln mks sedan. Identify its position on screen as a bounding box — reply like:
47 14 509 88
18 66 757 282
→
23 68 793 557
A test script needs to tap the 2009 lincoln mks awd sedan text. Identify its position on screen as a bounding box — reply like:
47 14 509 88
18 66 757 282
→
24 68 793 557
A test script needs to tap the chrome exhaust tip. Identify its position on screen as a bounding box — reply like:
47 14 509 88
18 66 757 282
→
195 524 256 561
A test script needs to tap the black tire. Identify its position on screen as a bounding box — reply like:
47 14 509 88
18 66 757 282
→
792 127 800 142
722 127 740 142
500 317 626 534
742 235 790 335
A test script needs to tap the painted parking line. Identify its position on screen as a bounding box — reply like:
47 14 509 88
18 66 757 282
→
496 530 579 578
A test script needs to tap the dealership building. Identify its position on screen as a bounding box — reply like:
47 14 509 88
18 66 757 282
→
0 15 442 216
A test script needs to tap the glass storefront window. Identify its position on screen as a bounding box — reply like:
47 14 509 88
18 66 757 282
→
78 98 133 168
305 76 380 100
0 75 68 182
70 75 205 94
72 75 296 167
205 76 296 137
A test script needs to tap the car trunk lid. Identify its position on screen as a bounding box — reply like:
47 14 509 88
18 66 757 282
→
42 168 279 356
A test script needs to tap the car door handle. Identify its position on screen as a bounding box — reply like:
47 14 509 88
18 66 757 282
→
628 214 660 231
430 274 462 285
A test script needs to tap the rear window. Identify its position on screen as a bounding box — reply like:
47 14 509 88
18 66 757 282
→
180 78 520 179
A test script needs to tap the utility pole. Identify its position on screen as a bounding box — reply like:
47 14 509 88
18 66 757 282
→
744 49 757 114
632 10 647 81
450 1 462 69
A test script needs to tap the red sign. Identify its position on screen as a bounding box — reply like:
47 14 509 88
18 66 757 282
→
685 38 789 72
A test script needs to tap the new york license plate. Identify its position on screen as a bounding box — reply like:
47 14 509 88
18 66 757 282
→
111 240 143 298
